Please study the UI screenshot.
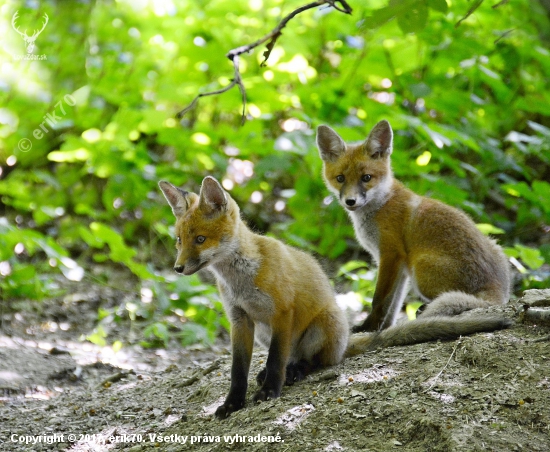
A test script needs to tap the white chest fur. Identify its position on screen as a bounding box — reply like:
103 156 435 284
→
210 254 275 324
349 209 380 264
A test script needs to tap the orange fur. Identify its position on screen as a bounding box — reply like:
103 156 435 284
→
159 177 349 419
317 120 511 333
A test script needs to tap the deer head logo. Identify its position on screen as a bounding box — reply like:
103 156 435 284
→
11 11 49 54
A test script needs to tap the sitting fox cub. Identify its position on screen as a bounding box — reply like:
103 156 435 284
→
317 120 511 332
160 175 511 419
159 176 349 419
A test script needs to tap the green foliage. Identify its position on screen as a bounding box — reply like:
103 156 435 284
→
337 260 376 307
150 273 229 346
1 0 549 346
79 222 154 280
0 218 82 299
143 322 170 348
504 244 548 289
86 325 108 347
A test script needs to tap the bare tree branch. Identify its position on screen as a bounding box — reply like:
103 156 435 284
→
176 0 353 124
494 28 514 44
455 0 484 28
492 0 510 8
175 81 238 120
176 56 246 124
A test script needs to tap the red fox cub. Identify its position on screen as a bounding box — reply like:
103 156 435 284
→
159 174 511 418
159 176 349 419
317 120 511 333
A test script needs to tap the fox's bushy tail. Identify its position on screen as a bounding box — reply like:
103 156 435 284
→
345 315 513 357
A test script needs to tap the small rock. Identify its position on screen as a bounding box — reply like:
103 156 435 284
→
163 364 179 373
520 307 550 326
350 390 367 398
49 346 71 355
521 289 550 307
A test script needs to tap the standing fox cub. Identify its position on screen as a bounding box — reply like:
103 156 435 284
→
317 120 511 333
159 176 349 419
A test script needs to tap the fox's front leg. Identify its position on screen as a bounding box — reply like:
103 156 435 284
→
253 310 293 402
354 253 409 332
215 307 254 419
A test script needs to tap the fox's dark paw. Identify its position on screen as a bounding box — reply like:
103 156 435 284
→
257 364 307 387
215 399 245 419
352 316 380 333
253 387 280 402
256 367 267 386
284 362 306 385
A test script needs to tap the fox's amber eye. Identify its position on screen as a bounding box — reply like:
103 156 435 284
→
361 174 372 183
336 175 345 183
196 235 206 244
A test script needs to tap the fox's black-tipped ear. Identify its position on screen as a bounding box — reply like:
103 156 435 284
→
159 181 190 217
317 125 346 162
365 120 393 158
199 176 227 214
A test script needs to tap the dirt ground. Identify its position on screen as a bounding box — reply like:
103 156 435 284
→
1 282 549 452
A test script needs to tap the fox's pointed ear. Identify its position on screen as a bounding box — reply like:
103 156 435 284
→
199 176 227 215
317 125 346 162
159 181 191 217
366 120 393 158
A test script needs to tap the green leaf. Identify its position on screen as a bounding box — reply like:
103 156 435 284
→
362 5 397 30
476 223 505 235
532 181 550 215
84 222 155 279
409 82 432 98
144 322 170 346
406 301 423 320
87 326 107 347
515 245 544 270
396 1 429 33
338 260 370 276
180 322 213 346
48 148 90 163
427 0 448 13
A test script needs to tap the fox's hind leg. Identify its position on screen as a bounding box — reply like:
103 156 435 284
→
256 304 349 389
256 360 314 386
253 309 294 402
291 305 349 378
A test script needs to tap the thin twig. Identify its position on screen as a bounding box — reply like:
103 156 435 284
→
177 359 221 388
328 0 353 14
494 28 515 45
233 56 247 125
455 0 484 28
176 0 353 124
492 0 510 8
423 339 461 393
175 81 238 120
98 370 133 388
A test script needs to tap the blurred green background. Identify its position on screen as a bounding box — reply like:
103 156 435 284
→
1 0 549 347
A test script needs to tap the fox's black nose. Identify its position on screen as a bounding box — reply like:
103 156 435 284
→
345 198 356 206
174 265 184 274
